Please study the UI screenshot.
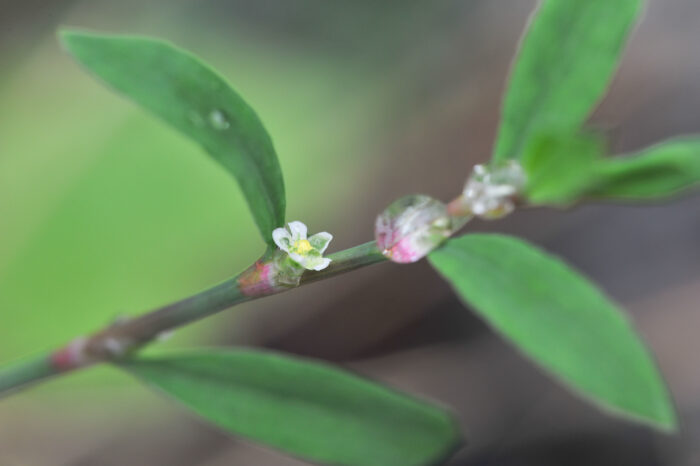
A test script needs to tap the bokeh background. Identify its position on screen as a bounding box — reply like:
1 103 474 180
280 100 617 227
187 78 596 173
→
2 0 700 464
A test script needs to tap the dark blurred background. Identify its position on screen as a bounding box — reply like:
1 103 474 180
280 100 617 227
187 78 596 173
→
2 0 700 464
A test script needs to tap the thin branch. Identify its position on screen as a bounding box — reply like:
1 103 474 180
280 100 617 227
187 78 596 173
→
0 241 387 396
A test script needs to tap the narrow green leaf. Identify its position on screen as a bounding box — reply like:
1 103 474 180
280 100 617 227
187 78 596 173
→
60 30 285 243
589 137 700 200
521 130 605 204
429 234 676 431
493 0 642 162
120 349 460 466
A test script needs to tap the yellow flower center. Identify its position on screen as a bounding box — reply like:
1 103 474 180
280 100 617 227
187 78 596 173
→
292 239 313 255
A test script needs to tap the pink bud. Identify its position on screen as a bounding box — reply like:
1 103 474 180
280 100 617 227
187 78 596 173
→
375 195 452 264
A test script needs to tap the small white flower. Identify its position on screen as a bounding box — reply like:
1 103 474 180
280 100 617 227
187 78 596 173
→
462 161 526 218
272 221 333 271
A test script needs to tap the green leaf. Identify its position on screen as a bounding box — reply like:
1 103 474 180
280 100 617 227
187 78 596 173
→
521 130 605 204
60 30 285 244
428 234 676 431
120 349 460 466
588 137 700 200
521 134 700 204
493 0 642 162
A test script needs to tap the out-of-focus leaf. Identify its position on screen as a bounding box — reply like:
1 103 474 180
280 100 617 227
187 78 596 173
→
588 137 700 200
60 30 285 244
493 0 642 162
120 350 460 466
429 234 676 431
521 130 605 204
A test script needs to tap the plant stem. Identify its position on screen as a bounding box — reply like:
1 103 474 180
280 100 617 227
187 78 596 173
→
0 354 54 395
0 241 387 397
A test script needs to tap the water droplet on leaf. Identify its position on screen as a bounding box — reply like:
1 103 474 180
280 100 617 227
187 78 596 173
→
208 109 230 130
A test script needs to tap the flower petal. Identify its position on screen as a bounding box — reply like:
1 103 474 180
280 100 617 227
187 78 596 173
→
309 232 333 254
287 221 308 241
302 251 327 269
306 249 323 259
272 228 293 252
310 257 332 271
288 251 306 265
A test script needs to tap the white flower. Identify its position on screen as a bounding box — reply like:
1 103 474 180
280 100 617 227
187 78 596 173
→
272 221 333 271
462 161 526 218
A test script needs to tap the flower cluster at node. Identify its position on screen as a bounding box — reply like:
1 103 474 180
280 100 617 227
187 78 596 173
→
459 160 526 219
375 195 452 264
272 221 333 271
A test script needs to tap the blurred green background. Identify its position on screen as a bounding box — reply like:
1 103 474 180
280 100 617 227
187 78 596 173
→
1 0 394 383
3 0 700 464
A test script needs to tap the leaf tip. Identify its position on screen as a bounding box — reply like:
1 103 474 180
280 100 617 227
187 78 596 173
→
649 398 679 435
57 28 82 45
622 399 679 435
57 28 95 55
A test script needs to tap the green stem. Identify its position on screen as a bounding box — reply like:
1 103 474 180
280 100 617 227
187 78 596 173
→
0 241 387 396
301 240 386 284
0 354 55 395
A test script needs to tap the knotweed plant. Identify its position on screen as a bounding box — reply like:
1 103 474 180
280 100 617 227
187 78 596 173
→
2 1 700 465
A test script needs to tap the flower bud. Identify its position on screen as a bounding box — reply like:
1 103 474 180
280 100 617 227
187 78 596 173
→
375 195 452 264
451 161 526 219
